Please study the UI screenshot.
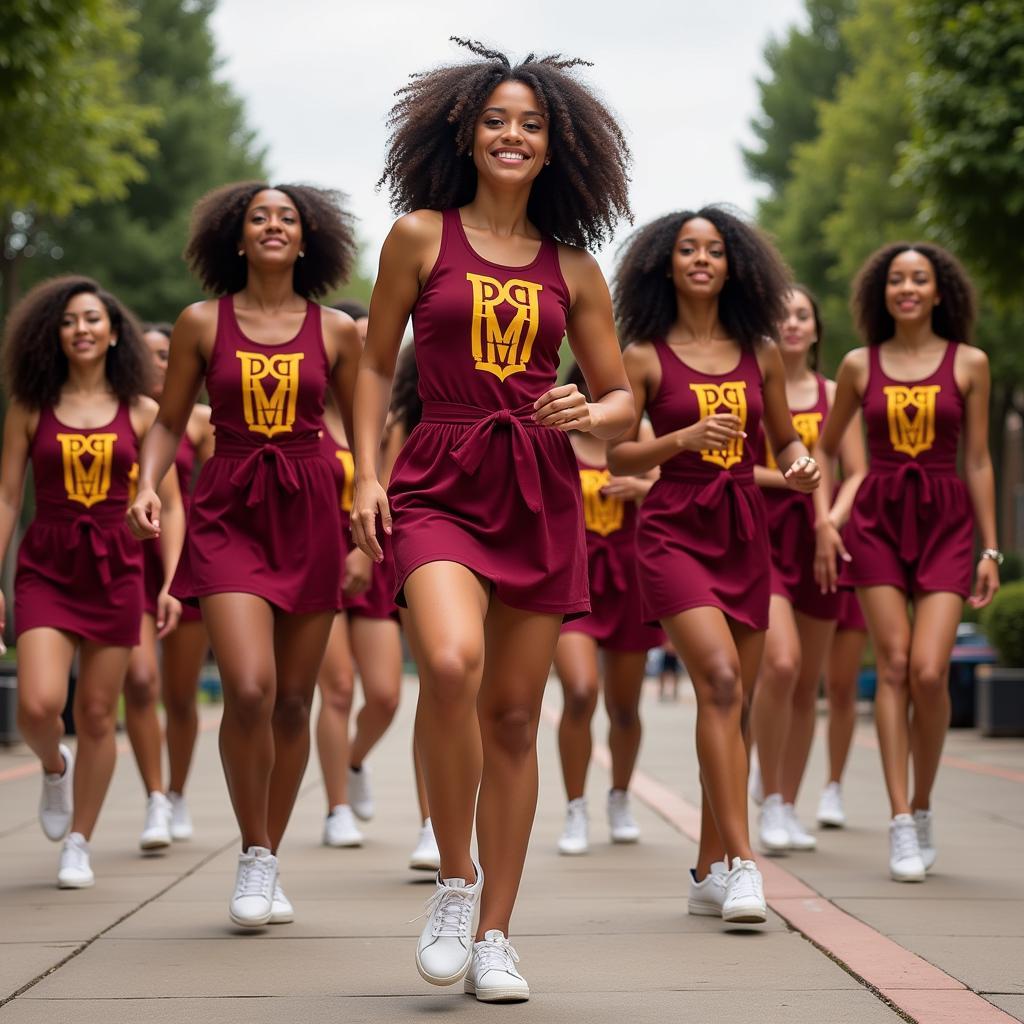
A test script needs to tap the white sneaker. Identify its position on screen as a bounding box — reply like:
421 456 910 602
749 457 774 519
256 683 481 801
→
415 861 483 986
410 818 441 872
229 846 278 927
687 860 729 916
347 765 374 821
816 782 846 828
168 792 193 841
139 792 172 851
607 789 640 843
889 814 926 882
269 881 294 924
57 832 94 888
39 744 74 841
913 809 937 871
783 803 817 851
557 797 588 855
722 857 767 923
322 804 363 847
464 930 530 1002
759 793 790 854
748 755 765 806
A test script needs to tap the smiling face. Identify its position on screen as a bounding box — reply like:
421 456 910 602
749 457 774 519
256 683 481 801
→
59 291 115 367
779 289 818 362
885 249 940 327
472 80 549 188
143 329 170 399
238 188 303 269
671 218 728 300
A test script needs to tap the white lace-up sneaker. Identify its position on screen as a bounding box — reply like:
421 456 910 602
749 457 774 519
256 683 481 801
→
347 765 374 821
557 797 588 855
759 793 790 853
722 857 767 923
464 930 530 1002
57 831 94 888
816 782 846 828
323 804 363 847
229 846 278 927
415 860 483 986
139 792 172 851
409 818 441 872
748 755 765 806
889 814 926 882
687 860 729 916
269 881 294 924
607 789 640 843
168 792 193 841
39 743 74 841
913 809 936 871
783 803 817 851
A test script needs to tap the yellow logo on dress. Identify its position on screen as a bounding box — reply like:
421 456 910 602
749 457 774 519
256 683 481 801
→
766 411 822 470
883 385 940 458
466 273 543 381
580 469 624 537
237 351 305 437
335 449 355 512
689 382 748 469
57 433 117 508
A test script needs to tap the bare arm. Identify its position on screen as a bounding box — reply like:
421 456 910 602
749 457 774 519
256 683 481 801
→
758 343 818 491
190 405 215 466
0 402 37 646
828 391 867 531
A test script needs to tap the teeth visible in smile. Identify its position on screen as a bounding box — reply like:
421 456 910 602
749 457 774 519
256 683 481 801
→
495 151 526 161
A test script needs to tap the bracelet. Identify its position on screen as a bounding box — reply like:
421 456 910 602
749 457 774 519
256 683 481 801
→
980 548 1004 566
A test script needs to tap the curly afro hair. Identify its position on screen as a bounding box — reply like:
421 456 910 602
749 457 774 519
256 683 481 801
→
185 181 357 299
389 343 423 436
852 242 976 345
378 37 632 250
613 206 791 350
3 275 149 408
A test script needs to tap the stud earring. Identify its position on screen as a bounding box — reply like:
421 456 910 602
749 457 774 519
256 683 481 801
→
299 251 305 258
238 249 244 257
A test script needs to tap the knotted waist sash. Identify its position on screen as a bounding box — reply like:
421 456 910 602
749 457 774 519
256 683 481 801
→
34 502 130 587
659 462 758 542
216 431 322 508
869 461 959 563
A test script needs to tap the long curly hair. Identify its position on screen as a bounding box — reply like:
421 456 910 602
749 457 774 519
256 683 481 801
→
185 181 357 298
378 38 632 250
852 242 975 345
389 343 423 436
613 206 791 349
3 275 149 408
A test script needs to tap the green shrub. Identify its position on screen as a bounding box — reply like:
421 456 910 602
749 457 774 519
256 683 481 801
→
983 581 1024 667
1001 550 1023 585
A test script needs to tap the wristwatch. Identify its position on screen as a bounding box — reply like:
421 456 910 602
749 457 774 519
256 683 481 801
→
980 548 1004 566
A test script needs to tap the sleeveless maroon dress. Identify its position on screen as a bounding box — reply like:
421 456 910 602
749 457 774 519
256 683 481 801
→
143 433 201 624
171 296 342 612
636 341 770 630
757 374 839 620
561 455 664 651
842 342 973 598
15 403 143 646
388 208 588 617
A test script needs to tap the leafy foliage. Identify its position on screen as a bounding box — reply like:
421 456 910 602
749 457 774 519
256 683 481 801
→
983 581 1024 667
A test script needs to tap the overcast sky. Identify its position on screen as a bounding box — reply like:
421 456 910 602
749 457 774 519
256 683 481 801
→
210 1 807 279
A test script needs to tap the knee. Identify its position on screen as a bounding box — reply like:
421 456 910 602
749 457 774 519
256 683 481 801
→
75 697 117 741
563 681 598 722
123 664 159 709
701 662 742 713
910 661 947 701
17 694 64 732
226 678 274 727
273 690 312 736
421 646 480 711
876 647 910 690
763 649 800 691
484 704 536 758
321 674 355 717
367 688 400 720
163 687 197 721
606 698 639 731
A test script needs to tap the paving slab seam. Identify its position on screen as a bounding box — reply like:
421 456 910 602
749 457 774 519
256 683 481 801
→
538 703 1018 1024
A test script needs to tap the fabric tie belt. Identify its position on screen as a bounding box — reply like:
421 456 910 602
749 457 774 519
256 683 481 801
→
217 433 321 508
589 541 627 597
72 515 113 586
421 402 545 513
874 461 952 562
694 472 757 542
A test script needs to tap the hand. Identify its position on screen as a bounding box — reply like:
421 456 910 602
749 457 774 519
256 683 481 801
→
600 475 649 501
127 487 162 540
814 520 850 594
343 546 373 598
155 586 182 640
680 414 745 452
0 588 6 655
784 455 821 493
968 557 1000 610
351 477 391 562
533 384 594 432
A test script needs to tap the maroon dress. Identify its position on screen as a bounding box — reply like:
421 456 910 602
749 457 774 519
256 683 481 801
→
757 375 839 620
171 296 342 613
388 208 589 617
636 341 770 630
842 342 973 598
561 456 664 651
143 433 201 624
15 403 143 646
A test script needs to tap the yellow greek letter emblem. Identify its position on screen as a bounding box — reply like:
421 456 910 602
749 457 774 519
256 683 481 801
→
57 433 118 508
689 381 748 469
883 385 940 458
580 469 624 537
765 411 822 470
237 351 305 437
466 273 543 381
335 449 355 512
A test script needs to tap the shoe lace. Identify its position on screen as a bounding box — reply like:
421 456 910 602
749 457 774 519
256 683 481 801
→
415 884 474 937
62 839 88 871
476 935 520 975
42 774 67 813
892 820 920 862
784 806 808 838
564 804 587 839
915 813 933 848
237 855 274 899
728 862 761 901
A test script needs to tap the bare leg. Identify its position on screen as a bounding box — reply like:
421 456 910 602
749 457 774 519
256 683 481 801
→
315 613 356 810
553 631 599 801
603 649 648 792
124 613 163 795
348 616 402 768
162 620 208 796
400 608 431 824
825 629 866 785
15 628 76 773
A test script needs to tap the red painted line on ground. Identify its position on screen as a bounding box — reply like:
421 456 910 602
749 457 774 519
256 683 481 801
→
854 732 1024 785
